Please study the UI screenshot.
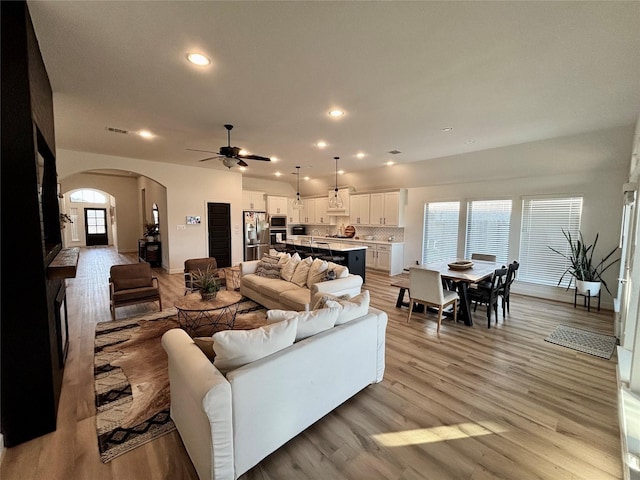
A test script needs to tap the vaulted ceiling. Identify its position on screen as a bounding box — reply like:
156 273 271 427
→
27 1 640 183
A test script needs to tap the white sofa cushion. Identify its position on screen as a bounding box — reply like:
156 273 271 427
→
212 318 298 373
267 307 340 340
291 256 313 287
326 290 370 325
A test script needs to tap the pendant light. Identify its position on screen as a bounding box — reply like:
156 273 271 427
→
292 166 303 209
329 156 343 209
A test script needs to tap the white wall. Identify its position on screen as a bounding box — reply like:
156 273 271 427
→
57 150 247 273
61 173 139 252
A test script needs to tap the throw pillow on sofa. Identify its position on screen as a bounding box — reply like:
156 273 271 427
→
255 253 282 279
312 293 352 310
325 290 370 325
212 318 298 373
280 253 301 281
266 307 340 341
326 261 349 279
290 256 313 287
306 258 328 288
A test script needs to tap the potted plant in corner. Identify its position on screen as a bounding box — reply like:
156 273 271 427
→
549 229 620 296
191 266 221 301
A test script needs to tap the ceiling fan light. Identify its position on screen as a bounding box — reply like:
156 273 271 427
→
222 158 236 168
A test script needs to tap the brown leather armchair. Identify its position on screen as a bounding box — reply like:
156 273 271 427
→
184 257 226 295
109 262 162 319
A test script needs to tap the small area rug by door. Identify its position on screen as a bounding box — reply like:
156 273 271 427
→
94 298 265 462
544 324 617 359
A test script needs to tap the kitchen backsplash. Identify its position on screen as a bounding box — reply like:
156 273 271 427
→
302 223 404 242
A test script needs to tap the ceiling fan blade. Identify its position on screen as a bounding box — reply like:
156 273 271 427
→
198 156 221 162
236 159 249 167
187 148 220 154
239 154 271 162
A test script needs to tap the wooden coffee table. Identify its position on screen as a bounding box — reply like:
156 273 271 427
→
174 290 242 336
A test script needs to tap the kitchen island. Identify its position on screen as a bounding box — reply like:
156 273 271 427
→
284 239 368 282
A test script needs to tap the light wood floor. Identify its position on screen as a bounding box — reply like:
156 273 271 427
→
1 246 622 479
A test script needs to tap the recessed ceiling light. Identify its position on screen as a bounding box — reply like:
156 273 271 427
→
274 172 282 177
239 149 249 156
186 53 211 66
386 161 395 166
356 152 365 159
138 130 154 139
441 127 453 132
270 156 279 162
316 141 328 148
328 109 345 118
338 170 345 175
239 166 247 172
304 176 310 181
464 140 476 144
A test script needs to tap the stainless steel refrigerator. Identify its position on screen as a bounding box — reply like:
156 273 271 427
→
243 211 270 261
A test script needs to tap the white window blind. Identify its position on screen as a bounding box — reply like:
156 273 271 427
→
422 202 460 264
465 199 512 264
519 196 583 287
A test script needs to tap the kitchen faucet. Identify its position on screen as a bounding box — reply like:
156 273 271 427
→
310 229 320 244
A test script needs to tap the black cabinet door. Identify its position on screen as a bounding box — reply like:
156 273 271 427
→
207 203 231 267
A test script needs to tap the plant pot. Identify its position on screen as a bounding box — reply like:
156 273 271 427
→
576 280 601 297
200 291 218 301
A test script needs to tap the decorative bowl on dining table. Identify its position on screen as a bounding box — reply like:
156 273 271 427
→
448 260 474 270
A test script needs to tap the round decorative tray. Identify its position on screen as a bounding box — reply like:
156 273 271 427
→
344 225 356 238
448 260 474 270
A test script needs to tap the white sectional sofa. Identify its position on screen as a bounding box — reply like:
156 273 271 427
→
161 305 388 480
239 258 363 311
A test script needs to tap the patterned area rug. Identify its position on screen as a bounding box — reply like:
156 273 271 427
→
94 298 265 462
544 325 617 359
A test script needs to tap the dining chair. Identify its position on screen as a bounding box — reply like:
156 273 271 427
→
468 267 508 328
407 268 459 332
471 253 497 262
499 261 519 318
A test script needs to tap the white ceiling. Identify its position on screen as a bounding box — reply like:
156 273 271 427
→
27 1 640 184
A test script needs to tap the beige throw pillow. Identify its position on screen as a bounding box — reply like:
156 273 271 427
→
326 290 370 325
280 253 301 281
267 307 340 341
291 256 313 287
212 318 298 373
306 258 328 288
327 261 349 278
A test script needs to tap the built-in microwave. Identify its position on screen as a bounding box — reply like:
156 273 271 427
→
270 215 287 228
291 225 306 235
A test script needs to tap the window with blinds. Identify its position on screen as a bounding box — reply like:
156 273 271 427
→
465 200 512 264
422 201 460 264
519 196 583 287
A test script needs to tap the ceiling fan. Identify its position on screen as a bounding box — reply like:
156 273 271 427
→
187 124 271 168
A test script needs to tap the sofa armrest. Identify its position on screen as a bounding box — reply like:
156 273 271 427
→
310 274 363 304
240 260 260 276
162 328 234 480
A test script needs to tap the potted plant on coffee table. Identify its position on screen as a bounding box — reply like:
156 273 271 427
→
549 229 620 296
191 266 221 301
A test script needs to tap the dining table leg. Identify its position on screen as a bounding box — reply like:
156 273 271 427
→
455 281 474 326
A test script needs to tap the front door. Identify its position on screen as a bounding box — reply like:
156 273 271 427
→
85 208 108 246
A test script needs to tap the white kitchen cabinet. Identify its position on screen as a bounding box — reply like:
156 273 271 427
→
300 197 316 224
267 195 288 216
362 241 404 275
242 190 265 211
350 194 370 225
369 190 406 226
315 196 330 224
287 198 300 224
